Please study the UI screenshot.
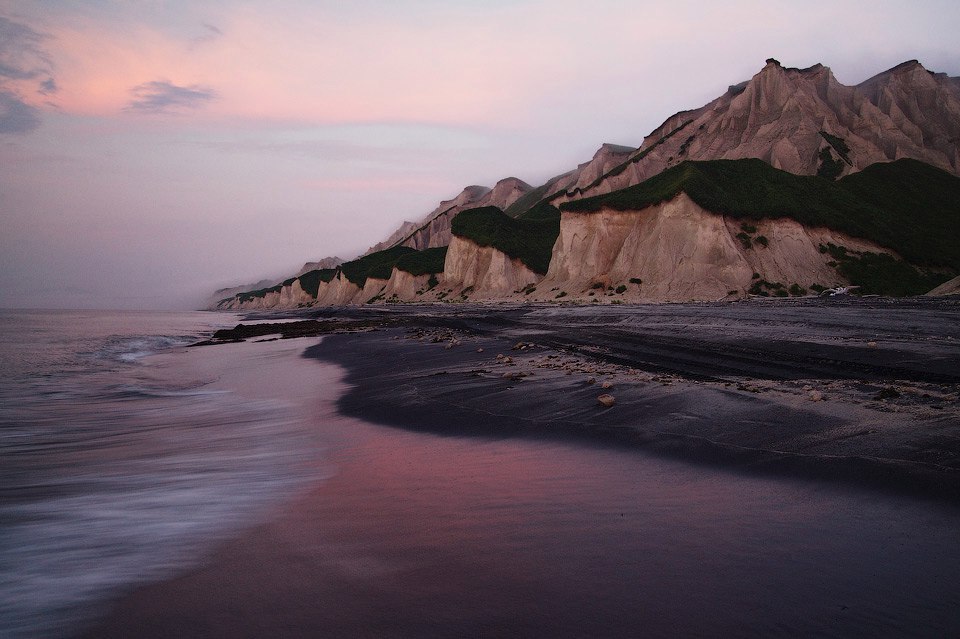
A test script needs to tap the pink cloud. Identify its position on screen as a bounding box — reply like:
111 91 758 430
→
30 3 577 125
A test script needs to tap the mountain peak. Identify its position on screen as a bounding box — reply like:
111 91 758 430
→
888 59 923 73
598 143 637 155
493 176 532 189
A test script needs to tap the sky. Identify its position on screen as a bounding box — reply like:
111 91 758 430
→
2 0 959 309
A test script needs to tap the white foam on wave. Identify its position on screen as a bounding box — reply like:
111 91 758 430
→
0 313 338 639
103 335 195 364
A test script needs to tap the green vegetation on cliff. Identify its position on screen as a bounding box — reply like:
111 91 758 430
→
394 246 448 276
226 246 447 304
451 204 560 274
838 159 960 271
297 268 338 297
560 158 960 272
339 245 417 287
823 244 947 296
340 245 448 286
503 182 553 218
236 284 282 303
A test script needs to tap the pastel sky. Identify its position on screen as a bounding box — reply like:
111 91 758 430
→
2 0 959 309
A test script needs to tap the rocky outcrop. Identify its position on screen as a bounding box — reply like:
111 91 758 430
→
536 193 895 302
295 256 343 276
406 178 534 250
441 235 540 299
379 268 434 301
551 59 960 205
363 221 419 256
546 143 637 201
372 177 536 254
206 279 275 309
314 273 363 306
482 177 534 212
370 185 490 255
216 278 314 311
926 275 960 297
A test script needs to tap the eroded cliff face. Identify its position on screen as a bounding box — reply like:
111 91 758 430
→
207 279 275 309
210 59 957 310
441 236 540 299
370 177 537 254
552 60 960 206
367 185 490 255
217 278 314 311
926 275 960 297
379 269 433 301
295 256 343 276
314 274 362 306
537 193 890 302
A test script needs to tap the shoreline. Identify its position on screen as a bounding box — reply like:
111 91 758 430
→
77 300 960 637
298 299 960 502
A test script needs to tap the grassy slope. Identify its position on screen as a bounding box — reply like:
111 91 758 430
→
560 158 960 271
451 204 561 274
339 245 418 287
341 245 448 287
394 246 448 276
838 159 960 271
503 182 553 218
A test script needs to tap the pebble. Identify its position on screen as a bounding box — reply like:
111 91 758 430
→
597 394 615 407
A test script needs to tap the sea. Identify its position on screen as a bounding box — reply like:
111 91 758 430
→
3 308 960 638
0 309 328 638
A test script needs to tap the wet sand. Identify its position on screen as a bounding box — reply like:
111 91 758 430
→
303 298 960 500
80 299 960 637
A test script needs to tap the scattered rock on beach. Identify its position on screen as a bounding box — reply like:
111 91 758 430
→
597 394 615 407
601 381 614 389
808 390 824 402
874 387 901 401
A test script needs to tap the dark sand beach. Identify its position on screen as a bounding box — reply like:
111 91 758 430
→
305 298 960 499
82 299 960 637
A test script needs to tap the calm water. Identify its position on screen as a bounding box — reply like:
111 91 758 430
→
3 309 960 638
0 309 327 638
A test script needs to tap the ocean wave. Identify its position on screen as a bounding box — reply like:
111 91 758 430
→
0 310 333 639
1 394 329 639
108 385 231 400
93 335 197 364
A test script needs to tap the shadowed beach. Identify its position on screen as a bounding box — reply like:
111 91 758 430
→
299 299 960 499
80 299 960 637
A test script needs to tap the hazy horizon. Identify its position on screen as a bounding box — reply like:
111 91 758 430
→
3 0 959 310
